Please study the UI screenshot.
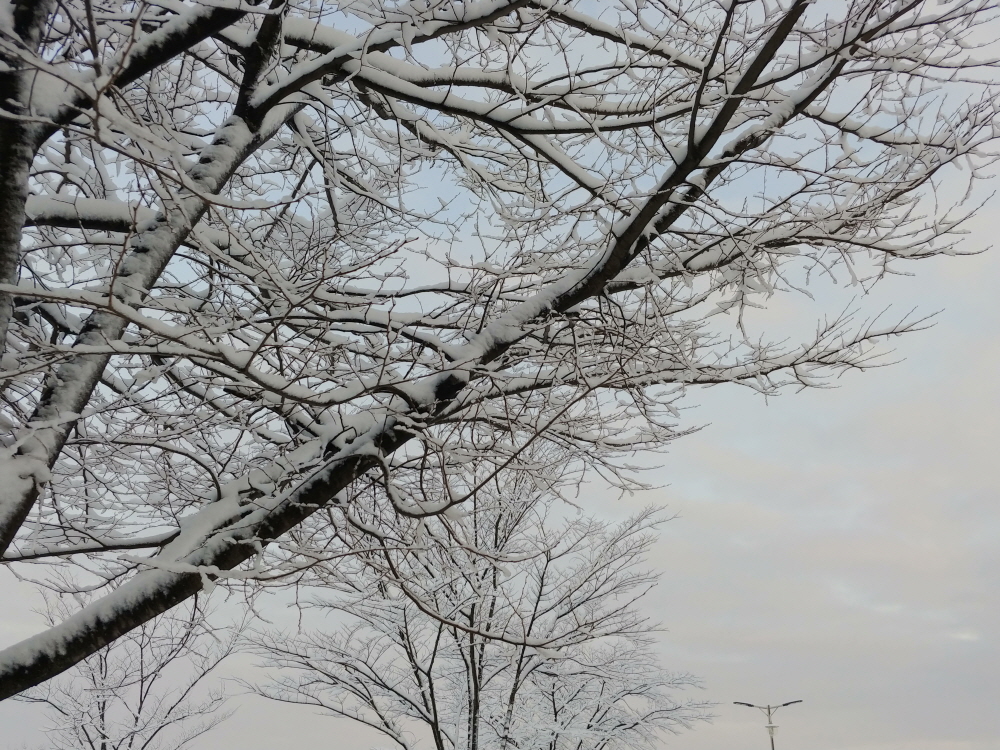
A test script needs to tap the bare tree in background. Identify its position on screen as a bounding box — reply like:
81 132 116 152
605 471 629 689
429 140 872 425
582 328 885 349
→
251 489 708 750
16 597 238 749
1 0 999 698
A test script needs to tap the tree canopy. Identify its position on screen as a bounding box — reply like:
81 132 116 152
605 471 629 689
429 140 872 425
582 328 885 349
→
251 495 708 750
0 0 997 700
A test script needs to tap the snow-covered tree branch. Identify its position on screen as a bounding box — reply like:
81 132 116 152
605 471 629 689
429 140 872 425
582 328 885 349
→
249 489 709 750
16 596 239 750
1 0 998 699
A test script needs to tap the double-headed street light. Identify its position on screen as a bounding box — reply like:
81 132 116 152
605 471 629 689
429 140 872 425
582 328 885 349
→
734 700 802 750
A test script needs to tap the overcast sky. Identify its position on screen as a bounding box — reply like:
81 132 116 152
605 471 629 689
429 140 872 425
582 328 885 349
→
633 239 1000 750
3 208 998 750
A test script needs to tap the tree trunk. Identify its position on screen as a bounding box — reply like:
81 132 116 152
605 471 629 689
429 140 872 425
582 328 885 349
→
0 0 58 349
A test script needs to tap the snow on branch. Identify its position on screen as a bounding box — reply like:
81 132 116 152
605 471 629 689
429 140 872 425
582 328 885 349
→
0 0 997 702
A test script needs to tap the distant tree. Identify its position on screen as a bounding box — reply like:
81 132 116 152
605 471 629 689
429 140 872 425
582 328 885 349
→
16 597 238 750
1 0 998 698
250 489 708 750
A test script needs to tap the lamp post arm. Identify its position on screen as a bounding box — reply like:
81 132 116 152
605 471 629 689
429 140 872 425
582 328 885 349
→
734 699 802 750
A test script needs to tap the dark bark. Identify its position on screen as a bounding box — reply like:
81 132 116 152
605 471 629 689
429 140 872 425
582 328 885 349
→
0 111 291 555
0 0 59 348
32 3 252 148
1 1 249 347
0 2 295 556
0 435 383 700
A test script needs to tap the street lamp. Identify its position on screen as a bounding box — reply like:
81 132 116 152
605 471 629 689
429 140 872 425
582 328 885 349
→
734 700 802 750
